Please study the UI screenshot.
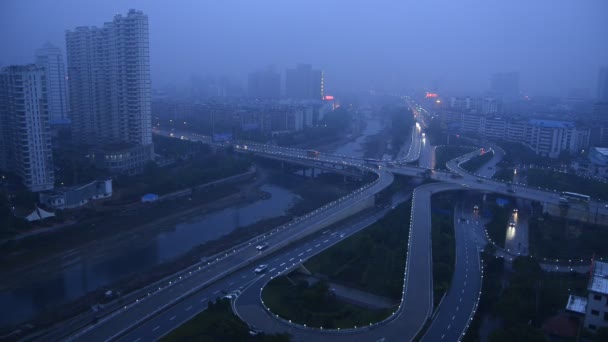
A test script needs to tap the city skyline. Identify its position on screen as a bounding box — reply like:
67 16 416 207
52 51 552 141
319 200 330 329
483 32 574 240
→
1 0 607 96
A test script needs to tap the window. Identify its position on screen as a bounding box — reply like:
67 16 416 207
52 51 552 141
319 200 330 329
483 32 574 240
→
592 309 600 316
594 294 602 300
589 324 597 330
605 312 608 321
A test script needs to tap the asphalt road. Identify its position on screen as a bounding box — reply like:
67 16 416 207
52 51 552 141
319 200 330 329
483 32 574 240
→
232 182 466 342
422 203 482 342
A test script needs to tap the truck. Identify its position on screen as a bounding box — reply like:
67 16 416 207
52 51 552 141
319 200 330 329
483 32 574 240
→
307 150 320 158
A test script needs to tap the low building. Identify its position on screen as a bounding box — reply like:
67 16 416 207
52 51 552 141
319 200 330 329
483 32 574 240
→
566 260 608 332
39 179 112 210
572 147 608 178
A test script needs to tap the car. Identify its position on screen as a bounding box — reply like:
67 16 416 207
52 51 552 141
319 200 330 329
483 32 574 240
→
256 243 269 251
473 205 479 211
254 265 268 273
513 208 518 213
509 222 516 228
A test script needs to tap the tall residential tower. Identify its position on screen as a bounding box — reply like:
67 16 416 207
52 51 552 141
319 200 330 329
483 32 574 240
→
0 65 55 192
66 9 153 174
35 43 69 125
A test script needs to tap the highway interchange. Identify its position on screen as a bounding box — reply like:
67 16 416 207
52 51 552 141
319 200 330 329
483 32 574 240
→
58 117 608 342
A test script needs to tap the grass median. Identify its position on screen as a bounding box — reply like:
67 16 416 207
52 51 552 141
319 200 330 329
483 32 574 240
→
431 192 457 308
435 146 476 170
261 200 412 329
460 150 494 174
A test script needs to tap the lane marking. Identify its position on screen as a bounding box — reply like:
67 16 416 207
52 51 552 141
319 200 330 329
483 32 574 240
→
200 297 207 302
134 338 142 342
152 326 160 332
315 244 321 248
280 262 286 266
289 258 294 261
324 239 329 243
298 253 303 257
306 249 312 252
213 290 220 294
242 275 247 279
452 315 455 320
447 324 451 330
186 305 192 311
169 315 176 321
269 268 276 272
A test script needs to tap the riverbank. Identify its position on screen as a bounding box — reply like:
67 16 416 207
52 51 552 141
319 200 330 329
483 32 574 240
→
0 165 354 335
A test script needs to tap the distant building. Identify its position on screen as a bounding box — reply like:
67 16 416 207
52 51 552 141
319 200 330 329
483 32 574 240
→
66 9 153 174
39 179 112 210
441 112 589 158
35 43 69 125
286 64 324 100
0 65 55 192
598 67 608 102
248 69 281 99
491 72 519 100
566 260 608 332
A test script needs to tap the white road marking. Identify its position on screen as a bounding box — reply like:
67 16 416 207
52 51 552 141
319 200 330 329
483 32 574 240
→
289 258 295 261
200 297 207 302
213 290 220 294
447 324 451 330
324 239 329 243
242 275 247 279
298 253 304 257
306 249 312 252
186 305 192 311
315 244 321 248
134 338 142 342
269 268 276 272
169 315 176 321
452 315 455 320
280 262 286 266
331 232 337 236
152 326 160 332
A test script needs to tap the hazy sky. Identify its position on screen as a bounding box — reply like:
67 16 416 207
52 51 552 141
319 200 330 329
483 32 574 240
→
1 0 607 96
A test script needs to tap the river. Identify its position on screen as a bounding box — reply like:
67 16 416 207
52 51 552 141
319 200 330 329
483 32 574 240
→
0 183 298 329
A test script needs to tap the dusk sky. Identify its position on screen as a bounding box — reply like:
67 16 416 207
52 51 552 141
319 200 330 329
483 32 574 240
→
1 0 607 96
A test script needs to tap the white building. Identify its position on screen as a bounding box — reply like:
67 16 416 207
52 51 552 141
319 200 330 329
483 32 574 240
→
40 179 112 210
66 9 153 174
567 261 608 332
35 43 69 125
0 65 55 192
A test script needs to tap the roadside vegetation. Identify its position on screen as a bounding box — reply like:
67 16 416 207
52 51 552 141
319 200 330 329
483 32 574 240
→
262 200 412 328
492 168 515 183
160 298 290 342
435 146 477 171
460 151 494 173
431 192 457 307
464 255 588 342
262 277 393 329
525 168 608 199
529 214 608 259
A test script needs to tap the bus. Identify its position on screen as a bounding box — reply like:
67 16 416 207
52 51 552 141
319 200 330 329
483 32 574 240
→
560 192 590 202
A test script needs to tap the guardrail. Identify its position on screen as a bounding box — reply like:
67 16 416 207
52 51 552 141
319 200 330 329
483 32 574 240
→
62 147 388 341
250 183 441 336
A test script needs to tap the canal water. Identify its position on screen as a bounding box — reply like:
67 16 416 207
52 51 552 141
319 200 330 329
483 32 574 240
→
0 184 298 329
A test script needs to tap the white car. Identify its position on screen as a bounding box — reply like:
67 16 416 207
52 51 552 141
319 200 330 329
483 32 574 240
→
254 265 268 273
256 243 269 251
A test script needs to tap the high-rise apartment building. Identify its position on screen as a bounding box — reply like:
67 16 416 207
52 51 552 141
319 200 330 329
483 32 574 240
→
0 65 55 192
248 69 281 99
598 67 608 102
35 43 69 125
285 64 323 100
66 9 153 174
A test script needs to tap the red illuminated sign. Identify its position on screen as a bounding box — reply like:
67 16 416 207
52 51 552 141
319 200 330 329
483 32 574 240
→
324 95 334 100
425 92 438 98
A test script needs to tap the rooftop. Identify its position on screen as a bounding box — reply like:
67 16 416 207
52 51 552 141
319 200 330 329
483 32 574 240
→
592 147 608 157
589 261 608 295
565 295 587 314
528 119 574 129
